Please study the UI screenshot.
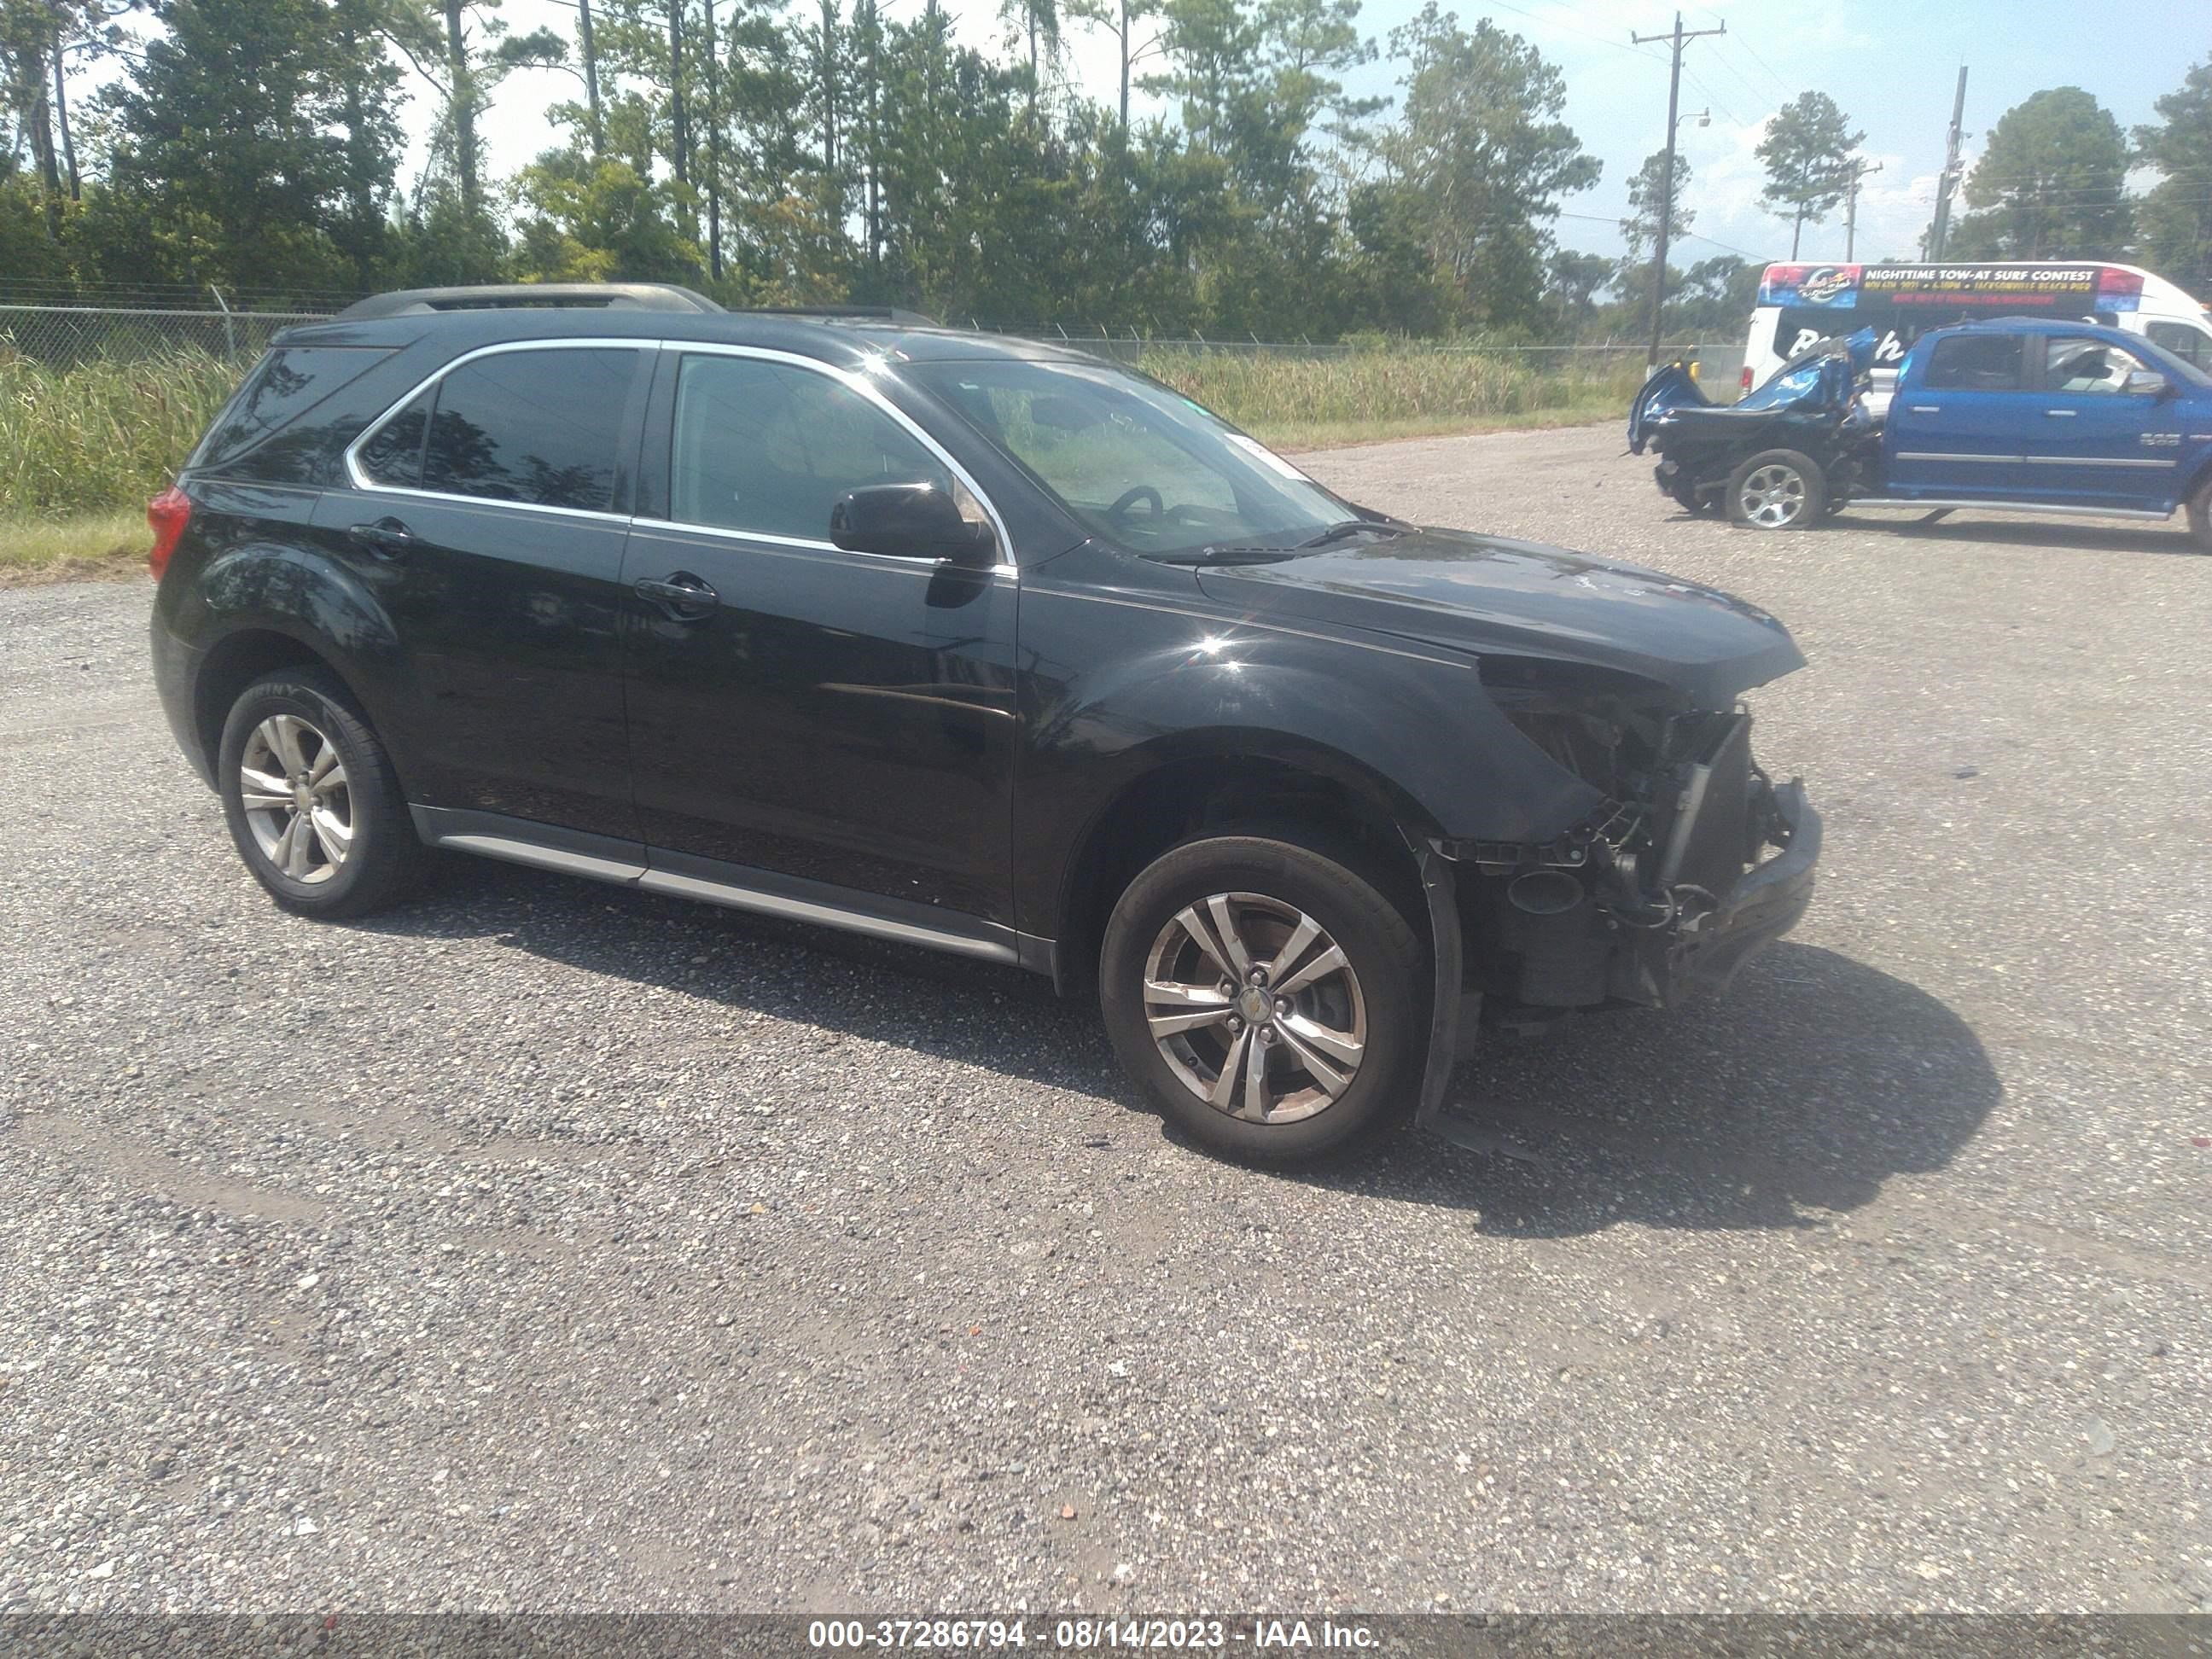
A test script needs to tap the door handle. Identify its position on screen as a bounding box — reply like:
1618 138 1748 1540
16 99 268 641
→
634 573 720 618
2043 408 2077 417
349 517 417 557
1907 405 1941 414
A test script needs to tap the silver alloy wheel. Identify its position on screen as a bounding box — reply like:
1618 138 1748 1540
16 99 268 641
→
1142 892 1367 1125
237 713 352 884
1739 462 1808 527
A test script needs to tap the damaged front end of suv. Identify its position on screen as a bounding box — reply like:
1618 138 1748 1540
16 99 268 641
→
1452 657 1819 1024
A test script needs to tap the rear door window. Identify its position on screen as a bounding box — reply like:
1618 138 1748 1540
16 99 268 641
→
1922 335 2023 392
418 347 644 512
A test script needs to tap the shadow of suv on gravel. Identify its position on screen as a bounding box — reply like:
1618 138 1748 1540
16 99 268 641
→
148 282 1821 1164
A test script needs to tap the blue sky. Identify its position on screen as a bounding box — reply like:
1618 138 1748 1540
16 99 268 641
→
454 0 2212 276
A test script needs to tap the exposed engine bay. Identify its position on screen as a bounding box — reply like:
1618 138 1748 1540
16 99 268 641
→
1444 672 1817 1015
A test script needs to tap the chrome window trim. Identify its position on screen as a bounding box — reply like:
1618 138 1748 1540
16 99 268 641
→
626 513 1016 579
661 341 1015 562
341 337 657 512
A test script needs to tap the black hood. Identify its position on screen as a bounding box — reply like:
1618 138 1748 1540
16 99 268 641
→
1194 527 1804 707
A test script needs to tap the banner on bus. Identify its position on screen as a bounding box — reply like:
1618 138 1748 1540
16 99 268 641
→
1757 264 2145 312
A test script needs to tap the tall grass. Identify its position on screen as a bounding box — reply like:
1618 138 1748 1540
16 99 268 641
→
1 346 243 518
1138 346 1644 445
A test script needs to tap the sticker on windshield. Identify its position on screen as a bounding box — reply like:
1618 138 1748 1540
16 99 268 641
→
1225 433 1315 480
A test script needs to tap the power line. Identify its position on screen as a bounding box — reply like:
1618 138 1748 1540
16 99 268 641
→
1480 0 1669 64
1727 26 1792 96
1555 208 1763 261
1679 65 1741 126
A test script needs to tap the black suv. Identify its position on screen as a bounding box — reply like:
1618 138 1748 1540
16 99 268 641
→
150 283 1820 1163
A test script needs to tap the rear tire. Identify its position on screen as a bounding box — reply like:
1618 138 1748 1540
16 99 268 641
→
2186 476 2212 553
1726 448 1826 530
1097 834 1427 1165
216 667 426 919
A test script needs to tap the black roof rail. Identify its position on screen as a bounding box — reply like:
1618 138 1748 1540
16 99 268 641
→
335 283 725 319
741 304 944 327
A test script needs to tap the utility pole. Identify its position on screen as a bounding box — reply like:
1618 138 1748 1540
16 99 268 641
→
1928 65 1968 259
577 0 603 156
1632 11 1726 366
1843 159 1882 260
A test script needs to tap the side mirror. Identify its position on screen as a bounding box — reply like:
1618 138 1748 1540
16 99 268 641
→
830 483 993 563
2124 369 2174 399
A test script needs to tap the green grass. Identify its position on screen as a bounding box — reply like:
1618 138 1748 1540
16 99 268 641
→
1137 346 1645 448
0 509 151 585
0 342 1644 579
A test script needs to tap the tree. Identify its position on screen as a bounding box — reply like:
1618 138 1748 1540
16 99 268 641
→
101 0 402 291
2 0 126 236
1376 5 1598 332
512 147 701 280
1610 151 1690 329
2134 57 2212 293
1756 91 1861 259
1545 248 1611 326
1674 253 1756 333
998 0 1057 108
1065 0 1161 132
1947 86 2129 259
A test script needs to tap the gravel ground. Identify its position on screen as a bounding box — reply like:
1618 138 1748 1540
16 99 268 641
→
3 424 2209 1617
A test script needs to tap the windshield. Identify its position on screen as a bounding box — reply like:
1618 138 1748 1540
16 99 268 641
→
905 358 1353 556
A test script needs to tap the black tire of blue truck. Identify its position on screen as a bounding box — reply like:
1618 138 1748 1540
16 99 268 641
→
2187 477 2212 553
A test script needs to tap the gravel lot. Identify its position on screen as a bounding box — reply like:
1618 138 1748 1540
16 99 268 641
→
3 423 2209 1617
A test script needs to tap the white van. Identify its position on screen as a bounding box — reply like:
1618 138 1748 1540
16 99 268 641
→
1739 262 2212 415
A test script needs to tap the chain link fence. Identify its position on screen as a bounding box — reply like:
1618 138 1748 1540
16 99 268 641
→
0 304 334 368
0 300 1743 386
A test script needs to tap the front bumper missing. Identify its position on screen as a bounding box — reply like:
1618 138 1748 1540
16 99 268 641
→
1674 777 1820 995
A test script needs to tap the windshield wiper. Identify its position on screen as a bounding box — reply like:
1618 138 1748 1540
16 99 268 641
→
1298 518 1407 548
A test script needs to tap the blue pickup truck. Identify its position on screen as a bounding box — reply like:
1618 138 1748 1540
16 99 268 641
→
1630 317 2212 550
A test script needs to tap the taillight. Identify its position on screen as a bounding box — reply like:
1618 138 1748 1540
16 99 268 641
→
1740 365 1755 393
147 486 191 580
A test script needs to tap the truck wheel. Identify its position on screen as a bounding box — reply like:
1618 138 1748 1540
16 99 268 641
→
1097 835 1425 1166
217 667 427 919
1726 449 1825 530
2187 478 2212 553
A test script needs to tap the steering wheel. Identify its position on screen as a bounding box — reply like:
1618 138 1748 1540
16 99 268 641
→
1106 485 1165 523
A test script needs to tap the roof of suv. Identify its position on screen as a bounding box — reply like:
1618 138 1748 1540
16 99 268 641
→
286 283 1106 370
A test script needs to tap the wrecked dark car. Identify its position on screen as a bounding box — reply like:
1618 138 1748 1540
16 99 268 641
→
1630 329 1882 527
151 282 1821 1166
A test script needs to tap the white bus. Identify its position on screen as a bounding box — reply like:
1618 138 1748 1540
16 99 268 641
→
1740 261 2212 415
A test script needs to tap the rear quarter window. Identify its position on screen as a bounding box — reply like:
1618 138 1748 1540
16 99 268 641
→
1922 335 2023 392
189 346 396 480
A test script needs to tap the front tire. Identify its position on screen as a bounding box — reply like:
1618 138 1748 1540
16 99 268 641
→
216 667 425 918
1098 835 1427 1165
1726 448 1826 530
